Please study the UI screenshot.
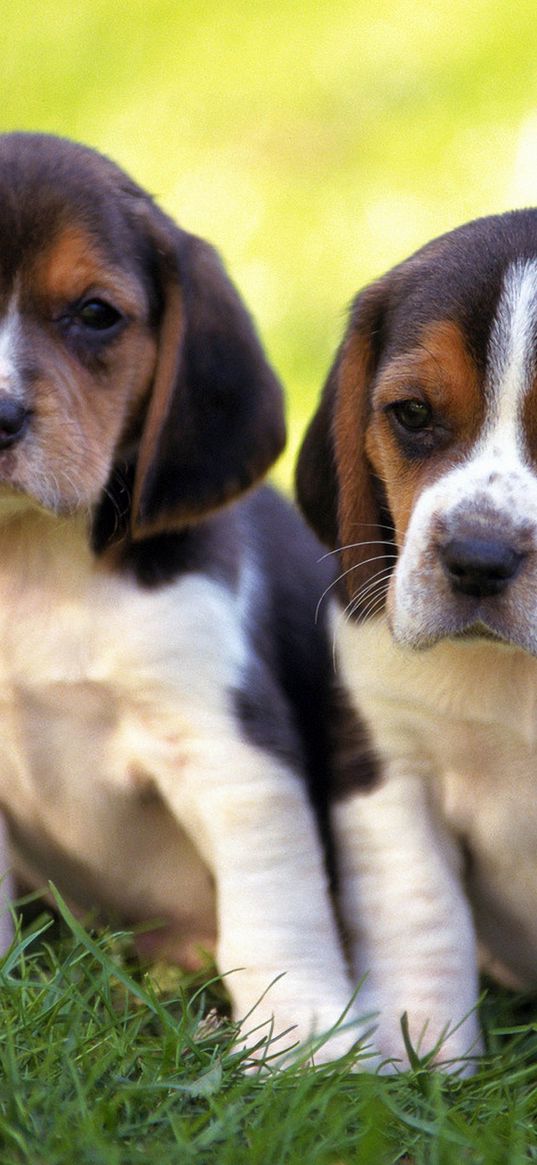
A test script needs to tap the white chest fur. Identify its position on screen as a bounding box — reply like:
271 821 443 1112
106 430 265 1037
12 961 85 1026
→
0 509 362 1062
0 510 251 958
335 613 537 987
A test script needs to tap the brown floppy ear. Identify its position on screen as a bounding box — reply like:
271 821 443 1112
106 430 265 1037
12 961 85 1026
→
131 219 285 537
296 278 395 608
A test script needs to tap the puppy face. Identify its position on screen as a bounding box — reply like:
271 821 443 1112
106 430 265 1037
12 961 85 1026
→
0 134 285 532
297 212 537 655
0 220 156 517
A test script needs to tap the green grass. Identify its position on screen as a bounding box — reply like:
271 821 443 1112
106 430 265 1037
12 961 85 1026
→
1 4 537 1160
2 896 537 1164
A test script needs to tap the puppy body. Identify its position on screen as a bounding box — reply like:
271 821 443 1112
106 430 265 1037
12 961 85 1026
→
297 213 537 1071
0 133 355 1060
2 492 352 1034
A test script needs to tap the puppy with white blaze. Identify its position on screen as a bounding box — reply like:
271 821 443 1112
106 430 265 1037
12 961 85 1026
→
297 211 537 1073
0 132 361 1065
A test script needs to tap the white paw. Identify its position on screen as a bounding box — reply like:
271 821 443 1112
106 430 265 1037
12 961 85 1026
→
352 987 484 1076
232 994 368 1068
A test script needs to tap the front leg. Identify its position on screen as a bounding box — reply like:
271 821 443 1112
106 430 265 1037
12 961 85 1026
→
332 760 482 1073
159 733 357 1062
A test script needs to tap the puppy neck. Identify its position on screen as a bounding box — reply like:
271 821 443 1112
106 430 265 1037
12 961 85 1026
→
0 495 92 589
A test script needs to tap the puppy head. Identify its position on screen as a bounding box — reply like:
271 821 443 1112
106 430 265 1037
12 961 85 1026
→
0 132 284 534
297 211 537 654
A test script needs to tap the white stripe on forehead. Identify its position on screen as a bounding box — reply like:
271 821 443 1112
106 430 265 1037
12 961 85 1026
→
0 292 20 391
485 259 537 452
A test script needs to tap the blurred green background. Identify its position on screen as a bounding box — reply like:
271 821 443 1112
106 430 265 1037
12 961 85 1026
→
4 0 537 488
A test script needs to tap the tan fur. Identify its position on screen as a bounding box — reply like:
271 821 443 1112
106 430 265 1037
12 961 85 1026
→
366 321 484 545
1 227 158 514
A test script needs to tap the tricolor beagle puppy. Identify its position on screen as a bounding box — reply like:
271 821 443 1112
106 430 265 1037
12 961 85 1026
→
297 211 537 1072
0 132 356 1060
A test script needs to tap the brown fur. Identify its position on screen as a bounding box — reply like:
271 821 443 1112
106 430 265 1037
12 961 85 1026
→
0 132 285 538
365 321 485 545
295 215 530 614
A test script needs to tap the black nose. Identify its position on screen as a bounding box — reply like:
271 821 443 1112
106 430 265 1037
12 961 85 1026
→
440 536 524 597
0 397 28 449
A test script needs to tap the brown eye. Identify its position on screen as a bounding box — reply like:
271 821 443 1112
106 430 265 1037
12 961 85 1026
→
77 299 122 331
390 399 432 432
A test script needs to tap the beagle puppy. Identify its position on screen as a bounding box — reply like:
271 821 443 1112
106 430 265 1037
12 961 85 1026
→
297 211 537 1072
0 132 356 1061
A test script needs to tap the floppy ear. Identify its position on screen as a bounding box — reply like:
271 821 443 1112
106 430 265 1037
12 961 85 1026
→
296 279 395 609
295 357 340 549
131 217 285 537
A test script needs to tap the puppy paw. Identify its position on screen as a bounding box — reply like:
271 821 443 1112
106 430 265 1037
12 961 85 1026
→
233 998 367 1069
352 993 484 1077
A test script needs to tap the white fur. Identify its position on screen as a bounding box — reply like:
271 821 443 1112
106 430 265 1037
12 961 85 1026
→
334 614 537 1065
487 259 537 437
330 260 537 1072
392 262 537 652
0 295 21 394
0 506 354 1061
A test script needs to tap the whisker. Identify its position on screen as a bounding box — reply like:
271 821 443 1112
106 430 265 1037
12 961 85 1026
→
358 590 390 624
320 537 398 562
345 572 391 624
315 553 397 620
347 567 394 613
329 570 391 666
359 593 390 624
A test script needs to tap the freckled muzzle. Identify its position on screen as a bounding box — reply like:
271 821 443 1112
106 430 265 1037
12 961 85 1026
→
388 464 537 653
389 454 536 649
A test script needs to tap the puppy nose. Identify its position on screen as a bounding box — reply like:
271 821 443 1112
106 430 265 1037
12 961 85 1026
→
0 397 28 449
440 536 524 597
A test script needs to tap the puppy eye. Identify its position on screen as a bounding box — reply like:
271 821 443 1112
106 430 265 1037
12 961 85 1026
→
390 399 432 432
76 299 122 331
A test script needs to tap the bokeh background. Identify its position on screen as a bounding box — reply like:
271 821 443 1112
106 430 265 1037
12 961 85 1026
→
4 0 537 488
